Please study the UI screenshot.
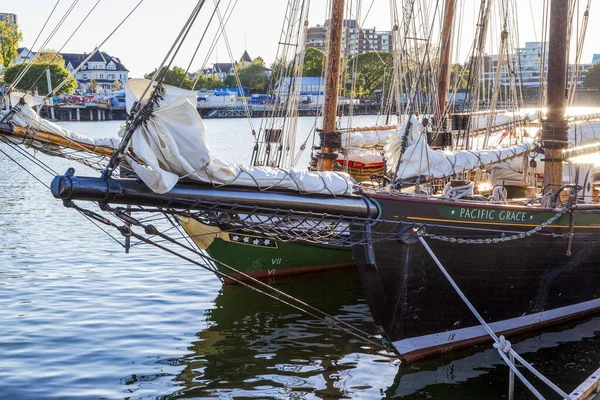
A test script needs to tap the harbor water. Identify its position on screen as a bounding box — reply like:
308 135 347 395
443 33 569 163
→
0 117 598 399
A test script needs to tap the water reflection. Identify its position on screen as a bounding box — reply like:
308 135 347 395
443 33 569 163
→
387 316 600 399
169 269 399 399
165 267 600 399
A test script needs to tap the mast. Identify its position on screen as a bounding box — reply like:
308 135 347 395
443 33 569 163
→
542 0 569 194
436 0 456 127
317 0 345 172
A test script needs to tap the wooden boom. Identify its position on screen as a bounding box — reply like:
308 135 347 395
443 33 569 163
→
0 123 116 157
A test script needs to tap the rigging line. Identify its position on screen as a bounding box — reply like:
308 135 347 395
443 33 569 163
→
191 0 236 90
101 208 380 343
0 0 78 106
102 0 205 179
160 1 206 84
51 0 146 96
71 205 378 343
212 0 256 130
0 0 62 106
131 231 382 347
27 0 103 95
0 144 127 248
11 0 79 89
0 137 58 176
76 210 125 248
0 147 51 189
279 0 309 168
122 219 383 347
181 0 222 87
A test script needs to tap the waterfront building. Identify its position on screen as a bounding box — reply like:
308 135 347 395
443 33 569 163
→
0 12 17 25
274 76 325 105
306 19 392 57
63 51 129 92
202 51 271 82
14 47 34 64
480 42 593 89
11 48 129 92
210 62 236 81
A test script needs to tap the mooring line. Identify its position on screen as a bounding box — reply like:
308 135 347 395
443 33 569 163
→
418 236 572 400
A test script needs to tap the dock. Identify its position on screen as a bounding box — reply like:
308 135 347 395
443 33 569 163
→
38 105 128 121
571 367 600 400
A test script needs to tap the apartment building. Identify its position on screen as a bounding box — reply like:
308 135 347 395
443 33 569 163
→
306 19 392 57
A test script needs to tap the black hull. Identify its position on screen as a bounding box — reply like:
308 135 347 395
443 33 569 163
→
352 194 600 361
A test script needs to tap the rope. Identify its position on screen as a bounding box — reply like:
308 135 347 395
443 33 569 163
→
26 0 103 95
442 181 474 199
51 0 146 96
101 0 205 179
1 0 79 103
181 0 222 87
0 0 62 109
490 185 507 202
62 200 383 348
418 236 573 400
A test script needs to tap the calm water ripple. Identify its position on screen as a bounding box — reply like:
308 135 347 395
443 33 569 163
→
0 117 598 399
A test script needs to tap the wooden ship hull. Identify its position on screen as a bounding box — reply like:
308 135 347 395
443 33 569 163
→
352 194 600 361
186 226 354 283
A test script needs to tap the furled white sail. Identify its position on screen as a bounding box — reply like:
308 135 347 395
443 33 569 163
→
124 79 354 195
386 115 534 179
4 95 119 150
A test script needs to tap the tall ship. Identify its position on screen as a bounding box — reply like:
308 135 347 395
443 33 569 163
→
1 0 599 368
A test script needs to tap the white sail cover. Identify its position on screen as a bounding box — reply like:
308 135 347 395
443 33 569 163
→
341 130 388 149
5 95 119 150
124 79 354 195
386 115 534 179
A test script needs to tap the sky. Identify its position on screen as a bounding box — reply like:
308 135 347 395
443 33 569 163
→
4 0 600 78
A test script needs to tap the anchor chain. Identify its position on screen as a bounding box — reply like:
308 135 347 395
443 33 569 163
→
419 206 571 244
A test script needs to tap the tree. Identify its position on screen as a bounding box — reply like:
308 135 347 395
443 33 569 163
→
89 79 98 93
36 49 65 65
0 21 22 68
113 79 121 89
159 66 193 89
3 62 77 95
206 75 223 89
302 47 325 77
450 63 470 89
270 56 291 79
252 56 265 67
223 74 237 88
584 62 600 89
349 51 393 96
237 62 268 92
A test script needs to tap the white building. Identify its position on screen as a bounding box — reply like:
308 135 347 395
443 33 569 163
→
63 51 129 91
201 51 271 82
481 42 593 88
10 48 129 92
274 76 325 105
209 62 236 81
